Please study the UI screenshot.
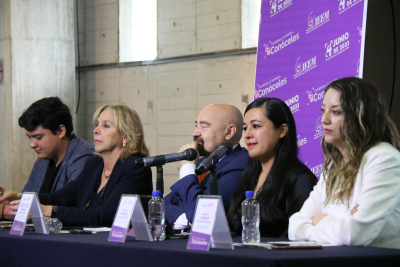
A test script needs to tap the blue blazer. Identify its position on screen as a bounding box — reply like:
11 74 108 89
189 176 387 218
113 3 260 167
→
165 144 249 224
39 154 153 226
23 135 94 193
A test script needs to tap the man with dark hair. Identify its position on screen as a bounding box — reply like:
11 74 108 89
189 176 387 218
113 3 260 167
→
0 97 94 206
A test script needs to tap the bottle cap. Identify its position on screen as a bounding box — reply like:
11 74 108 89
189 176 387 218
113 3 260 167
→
152 190 162 197
245 191 254 198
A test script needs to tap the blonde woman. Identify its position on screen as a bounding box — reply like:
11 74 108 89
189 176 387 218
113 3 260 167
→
289 77 400 248
9 105 152 226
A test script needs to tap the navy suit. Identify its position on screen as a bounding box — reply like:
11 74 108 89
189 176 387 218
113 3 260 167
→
39 154 152 226
23 135 94 193
165 144 249 224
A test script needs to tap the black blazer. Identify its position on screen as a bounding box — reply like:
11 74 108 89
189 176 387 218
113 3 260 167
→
39 154 152 226
230 161 317 238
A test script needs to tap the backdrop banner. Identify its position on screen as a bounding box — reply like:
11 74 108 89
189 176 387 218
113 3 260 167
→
254 0 368 177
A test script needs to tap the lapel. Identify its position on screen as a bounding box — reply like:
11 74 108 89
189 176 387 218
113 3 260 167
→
214 144 242 174
80 156 103 206
51 135 79 192
199 144 242 187
101 157 125 199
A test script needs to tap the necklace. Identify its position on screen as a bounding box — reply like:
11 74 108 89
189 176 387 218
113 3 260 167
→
103 168 111 179
84 171 109 210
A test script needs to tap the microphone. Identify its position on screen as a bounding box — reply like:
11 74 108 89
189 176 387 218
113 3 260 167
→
195 141 233 175
135 148 198 167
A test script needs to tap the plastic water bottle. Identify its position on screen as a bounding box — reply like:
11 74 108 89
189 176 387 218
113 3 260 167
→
241 191 260 243
148 190 166 241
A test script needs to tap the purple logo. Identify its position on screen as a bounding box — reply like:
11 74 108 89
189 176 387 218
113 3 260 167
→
307 90 324 103
294 56 317 79
188 231 211 250
285 95 300 113
310 163 323 176
308 12 315 27
256 76 288 97
338 0 346 11
295 57 302 73
325 32 350 61
314 117 324 139
265 44 271 55
307 10 330 34
338 0 363 14
270 0 277 14
270 0 293 17
267 33 300 56
297 135 307 147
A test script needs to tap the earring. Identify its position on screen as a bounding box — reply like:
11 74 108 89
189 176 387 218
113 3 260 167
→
123 142 127 148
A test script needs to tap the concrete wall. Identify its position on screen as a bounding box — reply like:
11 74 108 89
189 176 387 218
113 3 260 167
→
80 54 256 191
76 0 256 193
0 0 13 190
158 0 242 58
0 0 75 191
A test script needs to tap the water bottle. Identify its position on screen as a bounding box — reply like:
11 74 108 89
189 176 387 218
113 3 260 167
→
241 191 260 243
148 190 166 241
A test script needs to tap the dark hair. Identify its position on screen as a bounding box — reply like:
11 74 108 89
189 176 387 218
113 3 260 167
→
228 97 299 223
18 97 73 137
322 77 400 206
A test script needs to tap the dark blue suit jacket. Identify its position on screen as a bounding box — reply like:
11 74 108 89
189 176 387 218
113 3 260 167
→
39 154 152 226
164 145 249 224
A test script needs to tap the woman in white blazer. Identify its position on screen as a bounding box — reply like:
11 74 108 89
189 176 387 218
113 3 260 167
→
289 77 400 249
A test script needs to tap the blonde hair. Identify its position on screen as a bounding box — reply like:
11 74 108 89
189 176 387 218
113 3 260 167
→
92 104 149 160
322 77 400 207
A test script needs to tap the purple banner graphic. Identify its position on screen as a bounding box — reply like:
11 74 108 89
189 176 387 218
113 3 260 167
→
9 220 25 236
109 225 127 242
255 0 367 176
187 231 211 250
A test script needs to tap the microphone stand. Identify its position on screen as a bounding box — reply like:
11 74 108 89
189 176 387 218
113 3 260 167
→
156 165 164 197
209 164 218 195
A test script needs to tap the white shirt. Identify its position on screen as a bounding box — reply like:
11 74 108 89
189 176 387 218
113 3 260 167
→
289 142 400 249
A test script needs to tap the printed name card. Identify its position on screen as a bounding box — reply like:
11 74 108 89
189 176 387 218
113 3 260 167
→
187 195 233 250
108 195 153 242
10 192 48 236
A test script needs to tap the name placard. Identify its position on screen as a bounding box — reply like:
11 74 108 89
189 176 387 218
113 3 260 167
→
10 192 48 236
108 195 152 242
187 195 233 250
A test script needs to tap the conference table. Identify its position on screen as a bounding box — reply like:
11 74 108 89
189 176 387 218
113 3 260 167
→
0 229 399 267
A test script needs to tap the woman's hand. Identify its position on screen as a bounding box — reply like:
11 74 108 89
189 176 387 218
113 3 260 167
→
8 200 53 218
350 204 359 215
0 204 13 220
41 205 52 218
8 200 22 217
312 214 327 226
0 185 22 204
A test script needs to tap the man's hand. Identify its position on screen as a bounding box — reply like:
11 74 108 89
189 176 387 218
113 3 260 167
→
179 142 200 167
0 185 22 204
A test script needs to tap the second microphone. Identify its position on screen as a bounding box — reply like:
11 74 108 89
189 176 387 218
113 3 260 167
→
135 148 198 167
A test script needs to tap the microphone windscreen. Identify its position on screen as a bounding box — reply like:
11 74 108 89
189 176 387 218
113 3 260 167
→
219 141 233 154
185 148 198 161
135 159 144 167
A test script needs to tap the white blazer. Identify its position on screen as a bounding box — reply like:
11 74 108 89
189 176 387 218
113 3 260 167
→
289 142 400 249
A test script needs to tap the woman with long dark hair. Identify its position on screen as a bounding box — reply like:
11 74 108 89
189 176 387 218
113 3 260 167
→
228 97 317 238
289 77 400 248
